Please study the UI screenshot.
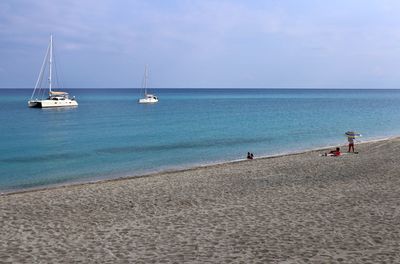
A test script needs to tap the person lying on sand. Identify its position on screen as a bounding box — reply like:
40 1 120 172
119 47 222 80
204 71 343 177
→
323 147 341 157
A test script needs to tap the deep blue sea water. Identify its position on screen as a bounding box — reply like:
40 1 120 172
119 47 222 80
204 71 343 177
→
1 88 400 192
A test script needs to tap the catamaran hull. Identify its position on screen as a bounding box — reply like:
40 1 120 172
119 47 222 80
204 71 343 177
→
28 101 42 108
138 93 158 104
138 98 158 104
28 99 78 108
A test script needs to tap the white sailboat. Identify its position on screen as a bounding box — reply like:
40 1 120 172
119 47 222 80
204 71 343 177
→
28 35 78 108
138 65 158 104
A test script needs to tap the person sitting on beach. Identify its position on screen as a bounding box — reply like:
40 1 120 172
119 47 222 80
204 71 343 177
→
328 147 341 156
247 152 253 159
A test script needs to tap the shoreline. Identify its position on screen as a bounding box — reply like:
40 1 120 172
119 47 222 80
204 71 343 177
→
1 135 395 196
1 135 400 262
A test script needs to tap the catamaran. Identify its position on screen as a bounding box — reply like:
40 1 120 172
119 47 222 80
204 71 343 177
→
28 35 78 108
138 65 158 104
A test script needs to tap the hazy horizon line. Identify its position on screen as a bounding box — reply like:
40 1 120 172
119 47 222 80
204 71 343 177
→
2 87 400 90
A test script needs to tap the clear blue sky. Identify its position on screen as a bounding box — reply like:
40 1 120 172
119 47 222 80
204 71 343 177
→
1 0 400 88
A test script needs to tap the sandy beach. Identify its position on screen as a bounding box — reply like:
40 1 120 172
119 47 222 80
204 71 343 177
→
1 138 400 263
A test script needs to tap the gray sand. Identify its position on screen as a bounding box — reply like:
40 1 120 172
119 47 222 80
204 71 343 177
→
1 138 400 263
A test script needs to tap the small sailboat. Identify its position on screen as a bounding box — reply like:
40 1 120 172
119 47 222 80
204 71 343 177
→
138 65 158 104
28 35 78 108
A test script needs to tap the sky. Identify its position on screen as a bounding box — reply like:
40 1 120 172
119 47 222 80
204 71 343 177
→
1 0 400 88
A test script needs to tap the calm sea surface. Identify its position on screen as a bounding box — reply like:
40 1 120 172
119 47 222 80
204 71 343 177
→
1 88 400 192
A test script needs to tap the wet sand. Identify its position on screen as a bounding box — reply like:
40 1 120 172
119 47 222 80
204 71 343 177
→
1 138 400 263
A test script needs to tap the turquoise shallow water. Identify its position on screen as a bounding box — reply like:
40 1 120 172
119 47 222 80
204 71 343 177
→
1 88 400 192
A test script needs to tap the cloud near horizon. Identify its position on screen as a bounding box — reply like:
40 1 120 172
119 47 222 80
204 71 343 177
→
1 0 400 88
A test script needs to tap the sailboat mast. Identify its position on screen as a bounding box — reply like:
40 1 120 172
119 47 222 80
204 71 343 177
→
49 34 53 92
144 65 148 96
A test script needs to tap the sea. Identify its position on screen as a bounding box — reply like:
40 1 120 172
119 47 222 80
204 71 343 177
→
1 88 400 192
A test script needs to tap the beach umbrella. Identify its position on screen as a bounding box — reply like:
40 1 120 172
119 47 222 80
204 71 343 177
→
345 131 362 138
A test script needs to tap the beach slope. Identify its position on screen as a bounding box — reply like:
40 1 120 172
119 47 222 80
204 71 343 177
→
1 138 400 263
